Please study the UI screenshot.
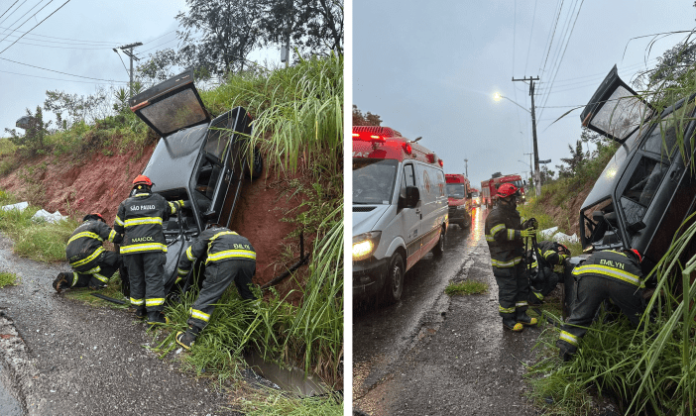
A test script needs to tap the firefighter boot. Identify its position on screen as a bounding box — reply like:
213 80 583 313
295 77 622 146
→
134 308 146 320
557 340 575 362
147 311 170 326
52 272 72 293
516 309 538 326
175 326 201 351
502 314 524 332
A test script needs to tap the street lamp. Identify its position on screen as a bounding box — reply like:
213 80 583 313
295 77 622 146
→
493 93 530 114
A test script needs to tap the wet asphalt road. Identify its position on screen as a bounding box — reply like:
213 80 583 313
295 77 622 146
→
354 208 542 415
0 234 238 416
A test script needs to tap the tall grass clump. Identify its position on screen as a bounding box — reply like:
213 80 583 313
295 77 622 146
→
238 390 343 416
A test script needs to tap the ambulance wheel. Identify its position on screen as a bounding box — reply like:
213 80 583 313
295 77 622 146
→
382 253 405 304
433 227 445 259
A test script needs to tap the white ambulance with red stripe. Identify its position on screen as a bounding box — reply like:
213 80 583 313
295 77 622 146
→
353 126 448 303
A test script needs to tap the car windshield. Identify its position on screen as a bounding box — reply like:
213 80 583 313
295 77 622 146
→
353 159 398 204
447 183 466 198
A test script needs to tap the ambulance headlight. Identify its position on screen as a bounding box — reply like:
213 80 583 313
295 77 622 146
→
353 231 382 261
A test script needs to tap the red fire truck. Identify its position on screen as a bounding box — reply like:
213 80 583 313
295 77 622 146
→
480 173 525 208
445 174 472 229
470 188 481 207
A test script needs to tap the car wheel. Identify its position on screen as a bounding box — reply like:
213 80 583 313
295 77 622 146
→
433 227 445 259
382 252 405 304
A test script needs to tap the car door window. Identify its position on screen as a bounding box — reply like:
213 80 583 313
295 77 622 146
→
403 164 416 187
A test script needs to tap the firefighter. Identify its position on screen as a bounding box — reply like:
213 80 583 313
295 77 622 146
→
53 213 122 292
557 248 646 361
485 183 538 332
114 175 189 325
174 224 257 350
527 241 570 305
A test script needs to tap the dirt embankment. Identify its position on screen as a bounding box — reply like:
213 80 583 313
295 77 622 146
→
534 181 595 236
0 146 309 288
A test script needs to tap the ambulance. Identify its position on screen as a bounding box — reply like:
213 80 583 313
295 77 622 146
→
445 174 472 229
353 126 448 303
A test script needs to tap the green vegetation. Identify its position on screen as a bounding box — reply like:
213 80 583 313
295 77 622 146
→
0 190 77 263
445 280 488 296
0 272 19 288
64 273 129 310
238 390 343 416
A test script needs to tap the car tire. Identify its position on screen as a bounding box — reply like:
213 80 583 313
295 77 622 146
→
382 252 405 304
246 147 264 181
433 227 445 259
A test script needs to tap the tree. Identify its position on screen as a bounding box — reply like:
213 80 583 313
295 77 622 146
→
176 0 260 76
352 105 382 126
258 0 343 56
556 140 588 179
136 49 178 84
5 106 51 156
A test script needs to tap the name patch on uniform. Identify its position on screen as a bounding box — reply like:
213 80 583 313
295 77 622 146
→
129 205 156 211
131 236 154 243
234 243 251 250
600 259 625 270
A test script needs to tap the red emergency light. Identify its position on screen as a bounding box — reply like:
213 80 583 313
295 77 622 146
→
438 159 443 167
403 143 412 155
352 131 386 142
427 153 435 163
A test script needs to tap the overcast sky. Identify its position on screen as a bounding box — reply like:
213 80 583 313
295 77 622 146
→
0 0 279 136
354 0 696 187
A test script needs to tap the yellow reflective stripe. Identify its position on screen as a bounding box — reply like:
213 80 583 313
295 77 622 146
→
71 247 104 268
175 276 183 284
485 234 495 242
490 224 505 235
543 250 555 259
499 305 515 314
531 262 538 268
115 216 124 226
607 250 627 257
516 301 528 307
93 273 108 283
146 298 165 306
72 272 79 287
533 291 544 300
177 268 189 276
68 231 103 245
572 264 643 287
190 308 210 322
124 217 163 227
507 229 516 240
120 243 167 254
186 246 196 262
491 257 522 268
108 229 117 242
559 331 578 346
205 249 257 264
168 202 176 214
209 231 239 243
130 298 144 306
134 193 150 197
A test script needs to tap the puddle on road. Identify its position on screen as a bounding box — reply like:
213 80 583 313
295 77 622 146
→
0 364 23 416
244 351 329 396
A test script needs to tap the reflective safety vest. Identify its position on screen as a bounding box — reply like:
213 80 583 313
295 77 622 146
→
66 219 121 272
114 192 184 255
485 204 523 269
177 226 256 278
572 249 644 288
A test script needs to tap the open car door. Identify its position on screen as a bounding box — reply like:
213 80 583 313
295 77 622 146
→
129 69 211 137
580 65 654 143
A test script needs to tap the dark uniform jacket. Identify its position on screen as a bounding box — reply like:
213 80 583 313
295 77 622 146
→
571 250 643 288
531 241 567 269
114 191 184 255
485 204 524 268
66 219 122 272
177 227 256 276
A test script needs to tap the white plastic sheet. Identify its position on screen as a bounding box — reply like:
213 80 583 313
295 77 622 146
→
540 226 579 243
31 209 68 224
0 201 28 212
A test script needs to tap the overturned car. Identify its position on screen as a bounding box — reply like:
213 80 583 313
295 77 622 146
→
563 65 696 311
117 70 262 298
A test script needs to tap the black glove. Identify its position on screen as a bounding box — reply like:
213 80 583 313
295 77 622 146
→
522 218 538 230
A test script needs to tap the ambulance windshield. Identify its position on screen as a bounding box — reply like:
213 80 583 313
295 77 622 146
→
353 159 398 205
446 183 466 198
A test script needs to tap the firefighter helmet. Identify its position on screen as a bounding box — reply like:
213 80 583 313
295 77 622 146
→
629 248 642 263
132 174 153 187
83 212 105 222
497 183 519 198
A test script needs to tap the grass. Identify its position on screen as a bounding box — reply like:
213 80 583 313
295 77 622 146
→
0 272 18 288
445 280 488 296
64 272 129 310
237 390 343 415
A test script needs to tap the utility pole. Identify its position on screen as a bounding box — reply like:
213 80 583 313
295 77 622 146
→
117 42 143 96
512 76 541 196
464 158 468 178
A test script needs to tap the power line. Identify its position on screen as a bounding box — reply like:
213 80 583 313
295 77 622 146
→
0 0 72 56
523 0 538 74
0 0 50 45
0 25 122 45
0 0 27 27
0 0 20 21
0 56 127 82
0 67 128 84
539 0 563 74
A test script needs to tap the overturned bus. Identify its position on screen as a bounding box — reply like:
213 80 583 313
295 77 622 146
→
118 70 262 298
564 65 696 311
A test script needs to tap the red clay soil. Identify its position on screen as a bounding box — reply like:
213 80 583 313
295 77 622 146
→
0 147 310 289
537 181 595 236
